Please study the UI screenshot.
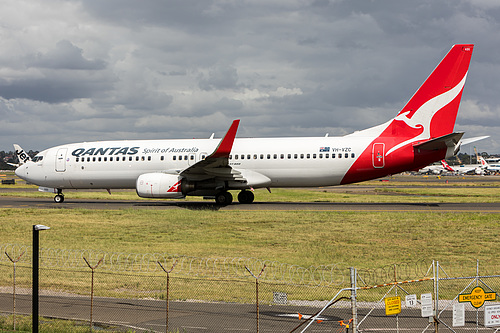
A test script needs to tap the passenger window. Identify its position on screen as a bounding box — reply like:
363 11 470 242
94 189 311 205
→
287 154 291 159
190 155 194 160
326 154 329 158
161 156 164 161
338 153 342 158
313 154 316 159
184 156 188 160
267 154 271 159
294 154 298 159
280 154 284 159
241 155 245 160
173 156 176 161
345 153 348 158
307 154 310 159
136 156 139 161
273 154 277 159
300 154 304 159
319 154 323 159
260 154 264 159
247 155 251 159
104 157 107 162
235 155 238 160
351 153 355 158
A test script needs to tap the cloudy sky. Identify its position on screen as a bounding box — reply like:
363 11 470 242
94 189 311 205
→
1 0 500 153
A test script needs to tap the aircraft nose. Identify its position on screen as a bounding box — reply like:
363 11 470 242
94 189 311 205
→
15 165 27 179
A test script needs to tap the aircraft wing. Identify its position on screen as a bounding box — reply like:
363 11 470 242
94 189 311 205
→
180 120 245 182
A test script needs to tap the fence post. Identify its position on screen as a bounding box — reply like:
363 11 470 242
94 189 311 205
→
158 260 177 333
350 267 357 333
83 257 103 332
245 264 266 333
5 250 25 331
433 260 439 333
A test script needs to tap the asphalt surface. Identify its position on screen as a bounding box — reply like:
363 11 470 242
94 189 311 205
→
0 292 484 332
1 195 500 212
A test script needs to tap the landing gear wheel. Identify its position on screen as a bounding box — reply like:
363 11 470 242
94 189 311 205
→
238 190 254 204
54 194 65 203
215 191 233 205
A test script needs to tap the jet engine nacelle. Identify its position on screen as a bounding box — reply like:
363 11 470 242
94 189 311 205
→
136 173 185 198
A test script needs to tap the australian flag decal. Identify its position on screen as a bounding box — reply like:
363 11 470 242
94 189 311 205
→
319 147 330 152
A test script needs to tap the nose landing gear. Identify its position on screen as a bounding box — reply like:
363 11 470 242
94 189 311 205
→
54 189 64 203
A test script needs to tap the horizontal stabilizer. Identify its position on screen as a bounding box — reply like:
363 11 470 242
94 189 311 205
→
414 132 464 151
460 135 489 146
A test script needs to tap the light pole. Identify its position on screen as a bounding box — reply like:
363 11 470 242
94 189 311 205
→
32 224 50 333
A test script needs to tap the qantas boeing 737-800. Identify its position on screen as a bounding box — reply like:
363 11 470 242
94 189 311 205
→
15 44 475 205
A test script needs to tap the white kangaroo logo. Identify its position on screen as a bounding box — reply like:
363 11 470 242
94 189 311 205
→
386 73 467 156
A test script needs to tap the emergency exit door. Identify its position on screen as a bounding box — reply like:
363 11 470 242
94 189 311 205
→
372 143 385 168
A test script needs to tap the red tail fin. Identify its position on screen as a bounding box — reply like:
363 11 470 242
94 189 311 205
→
341 45 473 185
386 45 473 155
441 160 454 172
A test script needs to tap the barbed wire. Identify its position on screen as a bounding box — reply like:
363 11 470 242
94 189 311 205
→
1 243 345 286
5 244 487 287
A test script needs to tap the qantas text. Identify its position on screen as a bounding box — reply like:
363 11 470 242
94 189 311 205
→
72 147 140 157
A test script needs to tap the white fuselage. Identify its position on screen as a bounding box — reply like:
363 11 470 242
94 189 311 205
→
16 135 371 190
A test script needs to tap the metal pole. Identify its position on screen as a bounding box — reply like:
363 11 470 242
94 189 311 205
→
350 267 357 333
5 250 25 331
158 261 177 333
83 257 103 332
32 225 39 333
32 225 49 333
432 260 439 333
31 225 39 333
245 265 266 333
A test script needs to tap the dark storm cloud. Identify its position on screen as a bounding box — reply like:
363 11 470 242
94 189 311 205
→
27 40 107 70
0 76 109 103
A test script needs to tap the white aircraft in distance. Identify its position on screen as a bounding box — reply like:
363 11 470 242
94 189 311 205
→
16 44 476 205
418 159 455 175
445 159 484 175
479 156 500 173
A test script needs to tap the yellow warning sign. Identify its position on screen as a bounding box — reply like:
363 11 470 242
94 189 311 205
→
459 286 496 308
385 296 401 316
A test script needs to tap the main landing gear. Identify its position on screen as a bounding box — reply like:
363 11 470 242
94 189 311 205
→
54 189 64 203
214 190 255 205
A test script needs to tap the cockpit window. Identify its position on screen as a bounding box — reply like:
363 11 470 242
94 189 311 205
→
33 156 43 162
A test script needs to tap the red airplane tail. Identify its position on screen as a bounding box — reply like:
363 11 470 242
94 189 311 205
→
387 44 474 155
342 45 474 185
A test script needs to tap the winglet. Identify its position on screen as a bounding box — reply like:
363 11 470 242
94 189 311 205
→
210 120 240 158
13 144 31 165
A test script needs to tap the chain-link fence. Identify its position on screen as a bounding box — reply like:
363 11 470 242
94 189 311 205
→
0 243 499 332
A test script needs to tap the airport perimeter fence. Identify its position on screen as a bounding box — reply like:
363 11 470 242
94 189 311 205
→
0 243 499 333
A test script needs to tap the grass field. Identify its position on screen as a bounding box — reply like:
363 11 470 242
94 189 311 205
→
1 207 498 269
1 173 499 270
